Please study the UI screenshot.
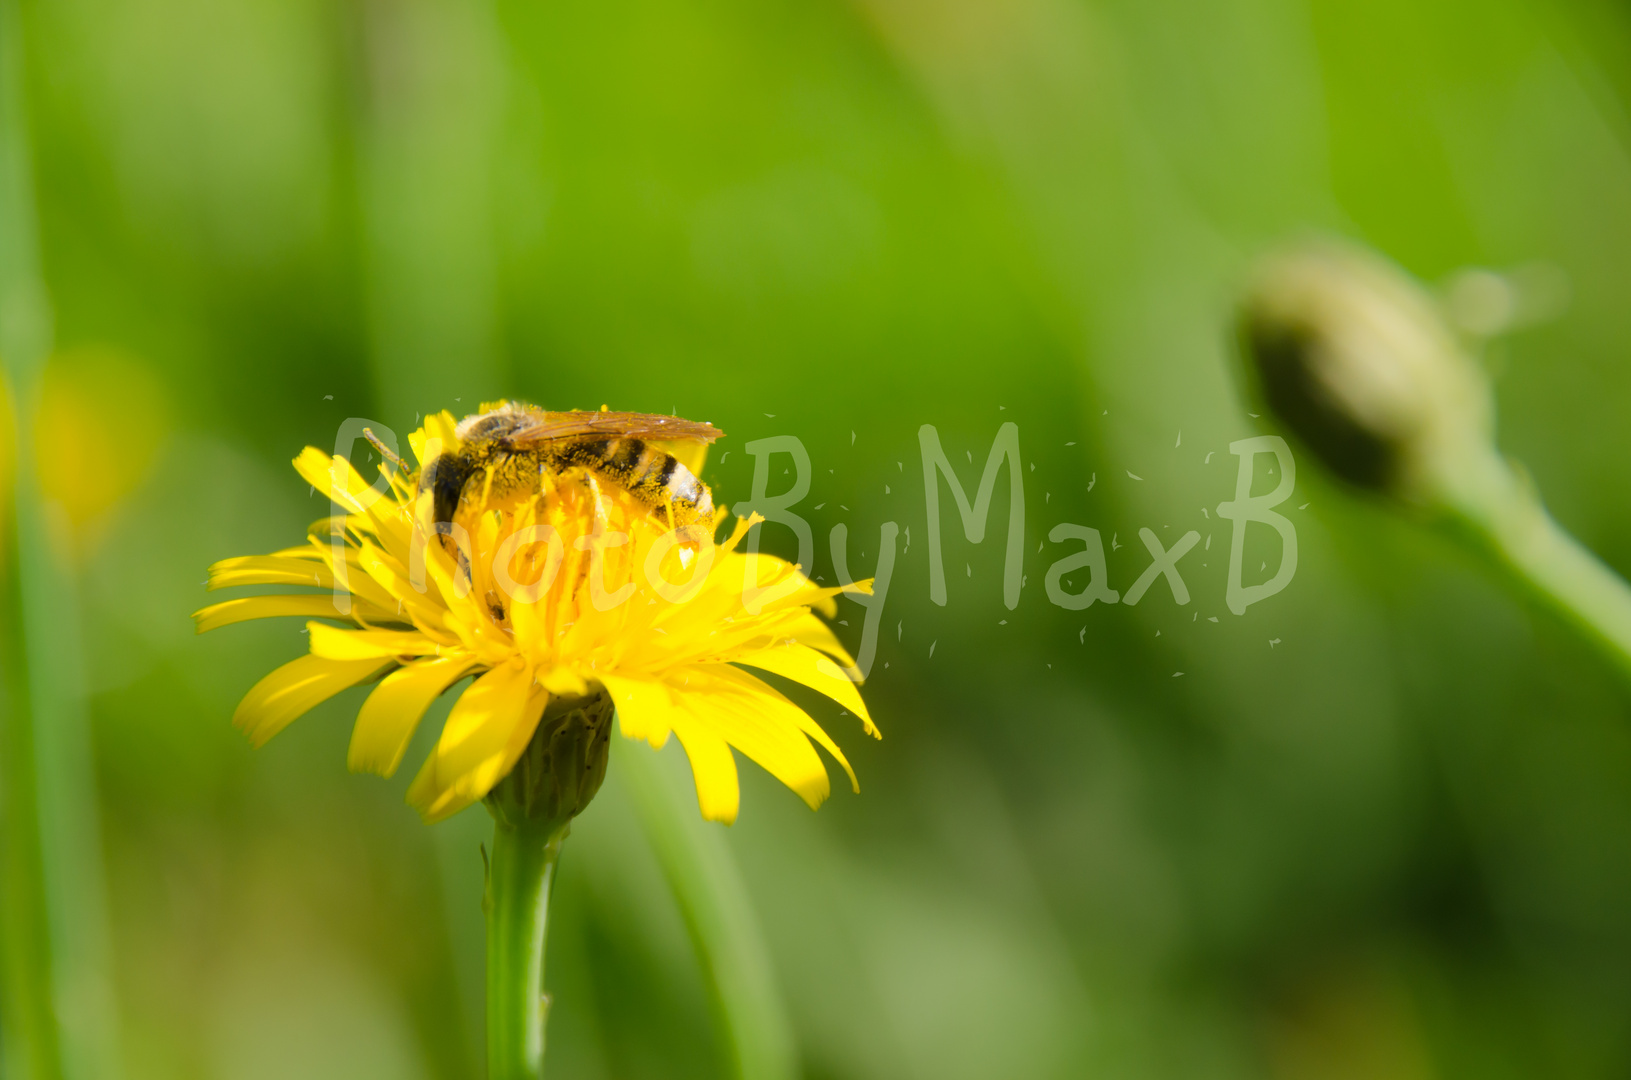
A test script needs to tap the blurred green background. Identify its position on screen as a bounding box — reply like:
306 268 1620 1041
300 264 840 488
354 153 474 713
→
8 0 1631 1075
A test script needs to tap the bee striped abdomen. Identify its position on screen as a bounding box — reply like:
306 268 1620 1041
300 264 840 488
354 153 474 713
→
550 437 713 525
418 407 720 536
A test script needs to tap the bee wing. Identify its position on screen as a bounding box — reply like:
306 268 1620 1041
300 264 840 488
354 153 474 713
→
505 410 724 446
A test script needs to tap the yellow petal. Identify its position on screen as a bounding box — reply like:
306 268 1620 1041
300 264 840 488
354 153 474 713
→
538 666 590 698
355 539 449 627
293 448 375 517
719 513 758 553
778 615 858 666
348 655 477 777
599 673 677 749
409 411 461 468
232 654 388 747
736 551 841 613
270 544 329 561
207 554 335 591
407 659 544 822
305 543 412 614
733 642 878 737
193 594 397 633
678 665 831 809
292 449 414 553
706 662 859 794
403 522 474 612
307 622 442 661
668 712 740 825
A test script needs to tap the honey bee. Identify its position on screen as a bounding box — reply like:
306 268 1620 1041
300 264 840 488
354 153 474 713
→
418 402 724 535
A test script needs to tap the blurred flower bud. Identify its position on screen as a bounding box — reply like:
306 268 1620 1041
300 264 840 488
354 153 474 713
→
485 693 614 831
1238 242 1631 683
1237 240 1497 510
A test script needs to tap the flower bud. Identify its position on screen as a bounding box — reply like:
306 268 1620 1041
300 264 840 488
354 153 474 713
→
485 692 614 830
1237 240 1495 508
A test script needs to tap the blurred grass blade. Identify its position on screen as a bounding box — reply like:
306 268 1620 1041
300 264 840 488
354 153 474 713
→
10 474 121 1080
613 738 797 1080
430 817 490 1077
351 4 511 1071
0 1 121 1076
0 1 56 1073
0 517 58 1076
354 0 508 425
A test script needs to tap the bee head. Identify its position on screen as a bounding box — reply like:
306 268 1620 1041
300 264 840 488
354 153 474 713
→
456 401 537 442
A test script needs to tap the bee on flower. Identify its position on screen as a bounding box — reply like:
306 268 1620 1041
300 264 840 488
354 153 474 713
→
194 402 877 826
198 401 880 1074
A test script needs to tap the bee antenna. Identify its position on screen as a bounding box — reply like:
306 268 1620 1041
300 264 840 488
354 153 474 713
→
364 428 407 472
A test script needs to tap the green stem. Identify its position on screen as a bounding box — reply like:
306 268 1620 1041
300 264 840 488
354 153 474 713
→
481 695 612 1079
1446 448 1631 682
485 817 565 1080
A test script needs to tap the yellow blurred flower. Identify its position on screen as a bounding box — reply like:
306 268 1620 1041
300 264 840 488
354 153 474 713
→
0 372 14 535
195 407 876 823
36 347 170 552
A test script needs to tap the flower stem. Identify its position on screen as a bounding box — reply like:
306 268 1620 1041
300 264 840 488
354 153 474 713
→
1447 449 1631 682
481 695 613 1079
485 816 566 1080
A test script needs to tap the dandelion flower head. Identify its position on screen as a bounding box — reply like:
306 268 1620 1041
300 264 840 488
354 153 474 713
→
195 403 877 823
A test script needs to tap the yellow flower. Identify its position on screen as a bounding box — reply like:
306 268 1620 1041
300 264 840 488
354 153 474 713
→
195 407 876 824
38 347 170 551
